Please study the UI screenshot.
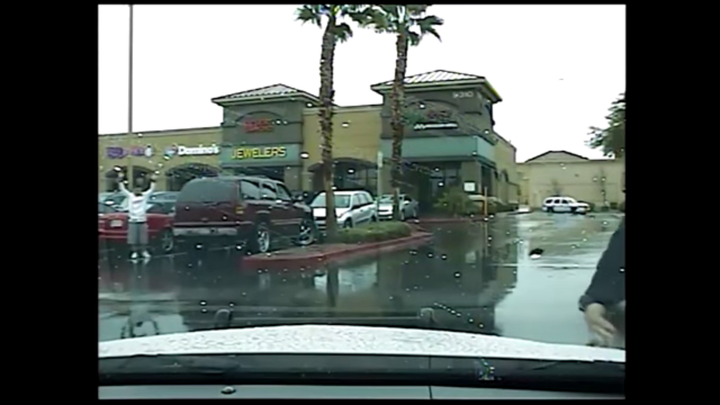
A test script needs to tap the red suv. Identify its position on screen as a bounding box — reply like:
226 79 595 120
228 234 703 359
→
173 176 316 254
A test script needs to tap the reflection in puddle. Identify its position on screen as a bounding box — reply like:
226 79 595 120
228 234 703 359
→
314 262 378 293
99 221 526 341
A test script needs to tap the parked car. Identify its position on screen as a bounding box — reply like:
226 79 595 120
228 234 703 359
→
311 190 378 229
376 194 419 221
98 202 117 215
98 203 176 254
172 176 316 254
100 192 125 208
542 196 589 214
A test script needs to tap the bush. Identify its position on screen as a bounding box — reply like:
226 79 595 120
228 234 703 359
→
337 221 412 244
486 199 514 214
434 187 476 217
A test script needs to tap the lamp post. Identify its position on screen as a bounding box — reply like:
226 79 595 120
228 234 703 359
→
126 4 134 187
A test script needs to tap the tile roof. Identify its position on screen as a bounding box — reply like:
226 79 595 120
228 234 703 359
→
211 84 319 104
523 150 590 163
373 69 485 88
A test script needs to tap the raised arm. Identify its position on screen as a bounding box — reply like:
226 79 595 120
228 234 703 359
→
117 172 132 197
142 172 158 197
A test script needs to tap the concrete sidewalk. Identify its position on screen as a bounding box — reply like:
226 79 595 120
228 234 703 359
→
98 292 178 302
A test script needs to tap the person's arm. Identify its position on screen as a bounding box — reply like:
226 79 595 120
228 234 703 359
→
579 217 625 311
142 176 157 197
117 174 132 197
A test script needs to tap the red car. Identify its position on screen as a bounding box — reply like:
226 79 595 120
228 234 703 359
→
98 202 175 254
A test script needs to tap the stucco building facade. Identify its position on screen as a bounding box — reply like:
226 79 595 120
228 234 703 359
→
98 69 520 212
518 150 625 209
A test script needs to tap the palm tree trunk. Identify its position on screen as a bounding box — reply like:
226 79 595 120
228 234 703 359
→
389 32 409 221
319 19 338 241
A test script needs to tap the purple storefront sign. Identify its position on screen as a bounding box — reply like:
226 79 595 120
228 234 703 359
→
106 146 145 159
106 147 127 159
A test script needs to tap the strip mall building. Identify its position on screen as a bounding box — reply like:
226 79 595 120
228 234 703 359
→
98 69 519 212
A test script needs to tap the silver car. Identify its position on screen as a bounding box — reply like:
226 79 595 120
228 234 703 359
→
377 194 419 221
311 190 378 229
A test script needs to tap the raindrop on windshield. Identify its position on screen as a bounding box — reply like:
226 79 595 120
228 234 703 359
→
529 248 544 259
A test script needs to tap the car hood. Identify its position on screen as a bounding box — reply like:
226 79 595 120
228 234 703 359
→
98 324 624 363
312 207 350 217
378 203 393 210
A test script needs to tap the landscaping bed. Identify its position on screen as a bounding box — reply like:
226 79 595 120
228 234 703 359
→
336 221 412 243
242 221 432 270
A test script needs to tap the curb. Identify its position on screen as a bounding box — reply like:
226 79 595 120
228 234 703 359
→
416 217 487 225
242 232 434 270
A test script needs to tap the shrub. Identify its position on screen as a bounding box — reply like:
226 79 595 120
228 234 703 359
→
337 221 412 244
434 187 476 217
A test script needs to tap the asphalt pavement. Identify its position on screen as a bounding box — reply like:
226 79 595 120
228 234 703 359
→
98 211 622 346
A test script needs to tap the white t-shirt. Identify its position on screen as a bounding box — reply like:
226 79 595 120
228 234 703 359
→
118 181 155 223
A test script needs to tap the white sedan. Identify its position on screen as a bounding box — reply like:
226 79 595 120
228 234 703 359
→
542 196 589 214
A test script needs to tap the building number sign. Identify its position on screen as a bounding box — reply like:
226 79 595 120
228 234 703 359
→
453 91 475 99
243 118 274 133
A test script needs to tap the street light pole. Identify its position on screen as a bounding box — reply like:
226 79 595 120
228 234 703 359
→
127 4 134 187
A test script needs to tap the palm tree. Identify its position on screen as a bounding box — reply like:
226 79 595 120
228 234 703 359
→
588 93 625 158
356 5 443 220
296 4 360 241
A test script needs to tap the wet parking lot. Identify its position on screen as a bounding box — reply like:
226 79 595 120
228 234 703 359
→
98 212 622 345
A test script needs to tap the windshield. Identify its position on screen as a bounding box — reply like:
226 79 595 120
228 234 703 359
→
311 193 352 209
99 3 626 383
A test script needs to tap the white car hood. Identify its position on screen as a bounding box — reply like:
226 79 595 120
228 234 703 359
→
99 325 624 363
378 203 393 211
312 207 350 218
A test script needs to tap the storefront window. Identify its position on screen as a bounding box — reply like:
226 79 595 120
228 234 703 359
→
232 166 285 182
410 162 462 212
335 165 376 194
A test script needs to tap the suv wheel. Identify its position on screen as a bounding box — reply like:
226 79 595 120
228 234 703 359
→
343 219 353 229
249 221 271 254
157 229 174 254
295 216 317 246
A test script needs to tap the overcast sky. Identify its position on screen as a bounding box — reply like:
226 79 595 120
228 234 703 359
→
98 5 625 161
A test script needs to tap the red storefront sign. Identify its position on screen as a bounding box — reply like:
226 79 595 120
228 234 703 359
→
243 118 274 133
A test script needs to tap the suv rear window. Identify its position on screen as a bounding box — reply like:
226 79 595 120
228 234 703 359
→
177 179 235 203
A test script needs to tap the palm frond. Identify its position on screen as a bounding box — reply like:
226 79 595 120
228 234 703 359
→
295 4 323 26
378 4 402 18
413 15 443 41
333 22 354 42
407 31 421 46
405 4 429 16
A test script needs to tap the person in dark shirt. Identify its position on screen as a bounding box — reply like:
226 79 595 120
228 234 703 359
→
579 216 625 348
